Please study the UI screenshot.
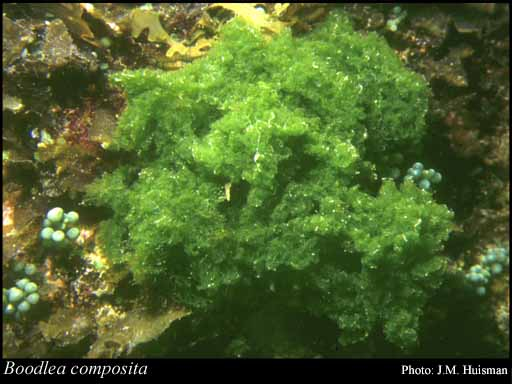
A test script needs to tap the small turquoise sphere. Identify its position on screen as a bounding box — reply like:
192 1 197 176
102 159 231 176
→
13 261 25 272
42 218 52 228
418 179 431 190
64 211 79 224
51 230 65 242
422 169 435 180
8 287 25 302
409 168 422 178
386 20 398 32
40 227 54 240
412 162 423 171
474 274 485 284
491 263 503 275
15 278 30 289
66 227 80 240
17 300 31 313
484 253 496 264
4 303 15 315
466 273 480 283
24 263 37 275
26 292 40 305
431 172 442 184
47 207 64 223
23 282 38 294
99 37 112 48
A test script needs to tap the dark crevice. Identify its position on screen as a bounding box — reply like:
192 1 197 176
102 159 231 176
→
318 236 362 274
261 136 320 217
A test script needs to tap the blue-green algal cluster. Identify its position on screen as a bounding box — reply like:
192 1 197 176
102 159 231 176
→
465 246 509 296
13 260 38 276
404 162 442 191
40 207 80 245
3 263 40 319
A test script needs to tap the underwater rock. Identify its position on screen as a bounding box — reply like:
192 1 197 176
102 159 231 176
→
71 241 130 304
87 306 190 358
42 3 97 46
3 94 24 113
342 4 385 31
2 183 41 266
418 50 470 88
88 108 118 149
40 19 80 68
39 308 94 347
35 137 103 198
483 127 510 169
409 10 450 47
274 3 331 32
2 15 35 68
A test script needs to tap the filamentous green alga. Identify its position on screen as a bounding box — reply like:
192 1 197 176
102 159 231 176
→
86 12 453 351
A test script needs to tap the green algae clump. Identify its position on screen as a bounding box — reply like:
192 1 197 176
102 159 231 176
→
86 12 453 351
